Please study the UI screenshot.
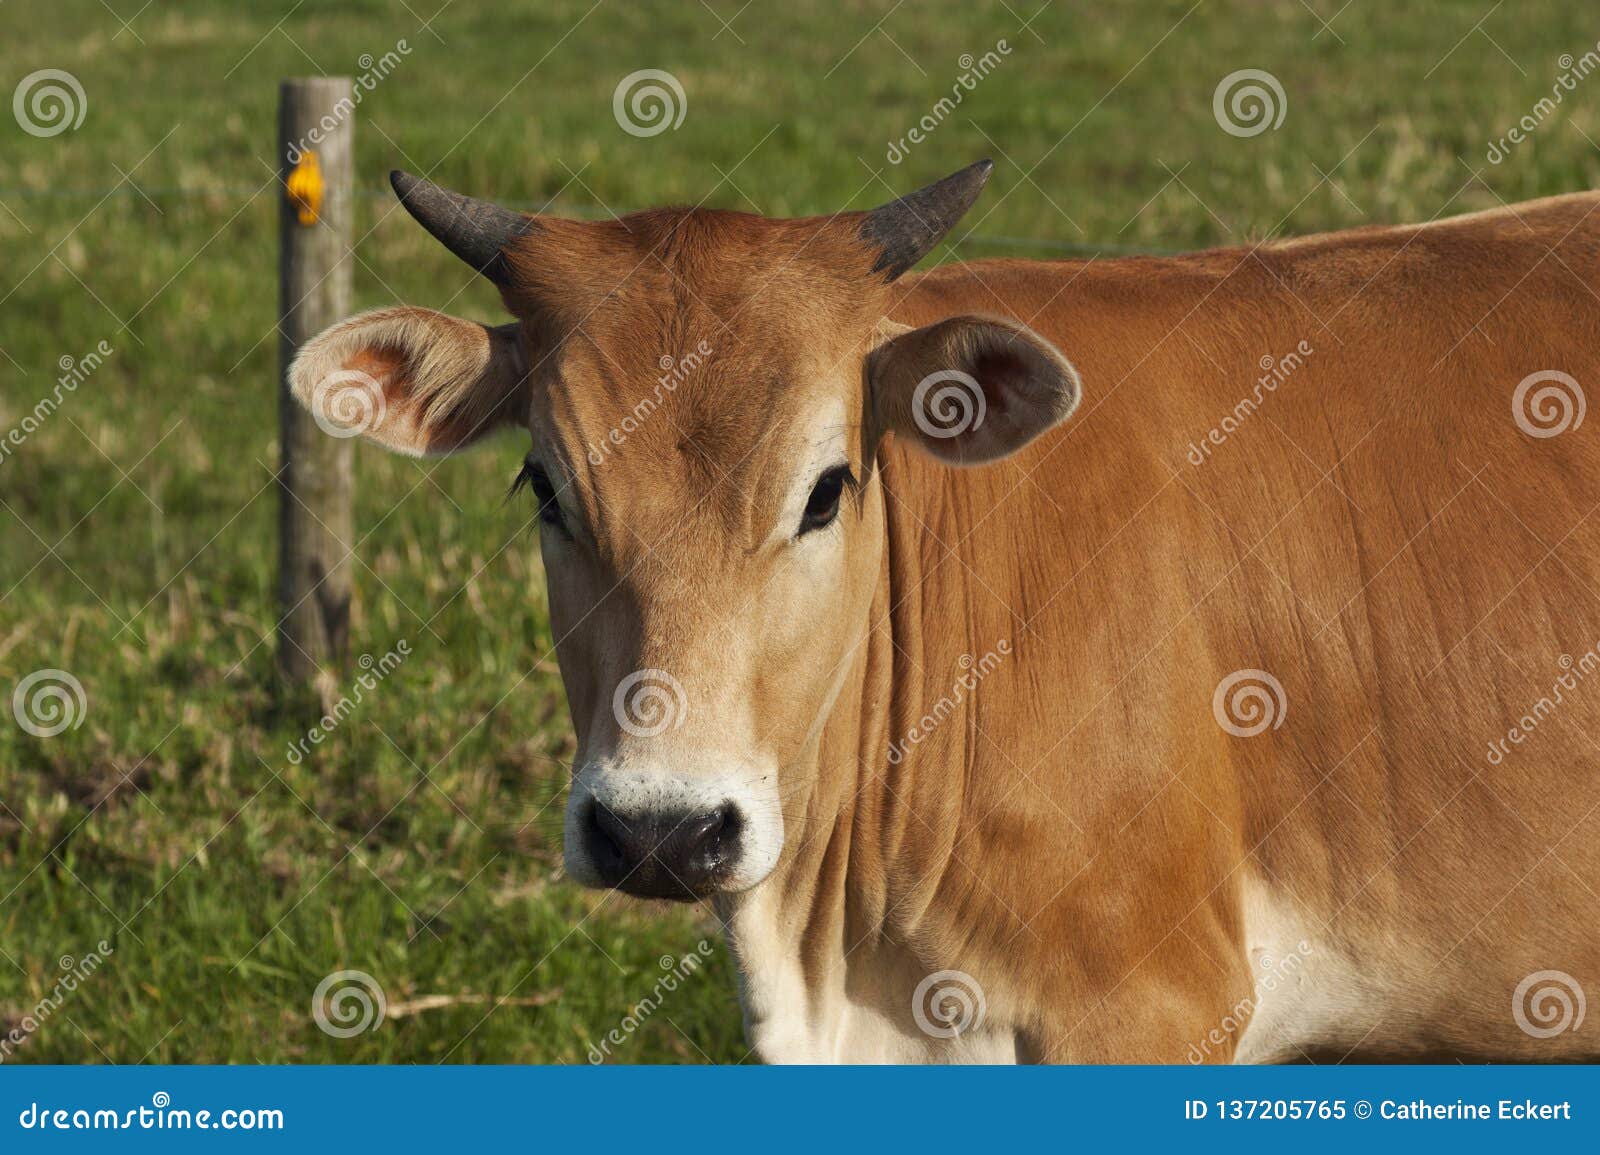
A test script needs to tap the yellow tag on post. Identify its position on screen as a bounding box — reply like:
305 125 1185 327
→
286 151 324 226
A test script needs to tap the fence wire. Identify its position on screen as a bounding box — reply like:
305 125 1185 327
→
0 183 1174 257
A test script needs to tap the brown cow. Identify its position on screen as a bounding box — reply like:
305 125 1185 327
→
292 161 1600 1062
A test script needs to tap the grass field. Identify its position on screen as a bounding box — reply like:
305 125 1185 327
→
2 0 1598 1063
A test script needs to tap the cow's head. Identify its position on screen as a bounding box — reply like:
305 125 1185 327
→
290 162 1079 902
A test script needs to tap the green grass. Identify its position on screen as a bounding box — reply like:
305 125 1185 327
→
1 0 1598 1062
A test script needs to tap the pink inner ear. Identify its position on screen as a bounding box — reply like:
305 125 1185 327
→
344 342 482 453
345 345 408 403
972 347 1028 416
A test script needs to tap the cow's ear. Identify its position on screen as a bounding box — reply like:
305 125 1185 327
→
289 306 529 457
867 315 1080 464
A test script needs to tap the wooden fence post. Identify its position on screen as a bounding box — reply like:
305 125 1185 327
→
277 77 354 688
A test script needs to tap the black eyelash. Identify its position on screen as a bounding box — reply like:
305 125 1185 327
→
510 456 567 533
508 461 534 501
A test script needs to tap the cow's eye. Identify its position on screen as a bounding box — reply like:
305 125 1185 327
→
799 464 855 536
512 457 567 535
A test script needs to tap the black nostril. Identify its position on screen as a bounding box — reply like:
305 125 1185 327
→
683 807 726 848
682 802 740 870
590 803 629 862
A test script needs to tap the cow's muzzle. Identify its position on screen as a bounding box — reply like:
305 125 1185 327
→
580 798 743 901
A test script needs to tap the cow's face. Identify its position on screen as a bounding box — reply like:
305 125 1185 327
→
291 164 1079 901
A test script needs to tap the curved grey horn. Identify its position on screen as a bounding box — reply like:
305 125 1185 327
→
859 159 993 281
390 170 536 284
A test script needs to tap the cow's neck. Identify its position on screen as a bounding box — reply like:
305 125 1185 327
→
720 444 1007 1061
